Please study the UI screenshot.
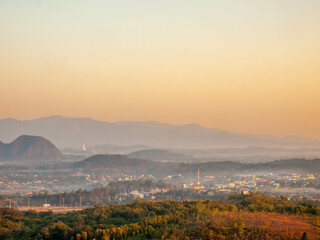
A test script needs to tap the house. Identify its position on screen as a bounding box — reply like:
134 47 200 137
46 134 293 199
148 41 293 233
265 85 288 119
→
129 190 144 199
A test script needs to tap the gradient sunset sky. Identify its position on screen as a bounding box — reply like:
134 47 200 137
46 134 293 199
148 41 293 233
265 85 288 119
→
1 1 320 139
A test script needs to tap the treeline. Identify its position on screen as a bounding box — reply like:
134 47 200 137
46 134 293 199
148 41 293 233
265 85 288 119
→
12 179 170 207
231 192 320 215
0 193 319 240
8 180 229 208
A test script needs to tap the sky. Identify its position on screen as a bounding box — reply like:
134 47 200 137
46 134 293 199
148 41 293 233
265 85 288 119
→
1 0 320 139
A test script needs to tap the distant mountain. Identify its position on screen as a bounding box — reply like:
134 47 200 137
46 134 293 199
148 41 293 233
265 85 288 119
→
0 135 63 161
174 146 320 163
72 154 168 175
127 149 194 162
0 115 319 149
71 154 320 176
186 158 320 175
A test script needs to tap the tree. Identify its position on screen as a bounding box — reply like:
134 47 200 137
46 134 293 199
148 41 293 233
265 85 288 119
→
50 221 69 240
145 225 155 239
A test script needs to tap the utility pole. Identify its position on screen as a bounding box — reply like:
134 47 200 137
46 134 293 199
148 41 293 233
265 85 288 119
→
62 197 65 208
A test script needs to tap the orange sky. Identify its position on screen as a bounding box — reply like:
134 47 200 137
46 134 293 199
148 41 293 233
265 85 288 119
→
1 1 320 139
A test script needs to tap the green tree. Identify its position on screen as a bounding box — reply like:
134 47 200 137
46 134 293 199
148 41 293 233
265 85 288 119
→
145 225 155 239
50 221 69 240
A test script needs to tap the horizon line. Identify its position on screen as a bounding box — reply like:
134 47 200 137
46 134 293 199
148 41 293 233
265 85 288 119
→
0 114 318 141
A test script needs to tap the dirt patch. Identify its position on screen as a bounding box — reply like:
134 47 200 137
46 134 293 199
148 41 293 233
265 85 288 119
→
241 212 320 239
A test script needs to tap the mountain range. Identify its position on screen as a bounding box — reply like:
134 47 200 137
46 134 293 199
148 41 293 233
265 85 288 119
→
0 115 319 149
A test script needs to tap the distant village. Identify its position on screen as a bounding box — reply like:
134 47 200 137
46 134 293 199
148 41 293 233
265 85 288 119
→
1 167 320 213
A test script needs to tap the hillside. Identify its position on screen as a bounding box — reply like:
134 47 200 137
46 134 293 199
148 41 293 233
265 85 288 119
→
71 154 245 176
1 194 319 239
1 115 319 149
0 135 63 161
72 154 169 175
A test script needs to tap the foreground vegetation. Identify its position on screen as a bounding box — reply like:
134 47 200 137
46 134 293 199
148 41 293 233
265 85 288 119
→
1 193 320 240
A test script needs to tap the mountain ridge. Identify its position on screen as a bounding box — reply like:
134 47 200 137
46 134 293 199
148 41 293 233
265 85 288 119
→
71 154 320 175
0 116 319 149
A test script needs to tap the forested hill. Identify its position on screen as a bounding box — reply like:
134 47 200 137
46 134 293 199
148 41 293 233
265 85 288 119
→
1 193 319 239
72 154 174 175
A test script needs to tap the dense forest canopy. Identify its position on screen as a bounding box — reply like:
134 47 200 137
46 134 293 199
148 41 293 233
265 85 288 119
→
1 193 319 240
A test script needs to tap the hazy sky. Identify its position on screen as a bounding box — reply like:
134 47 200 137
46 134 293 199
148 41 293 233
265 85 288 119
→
1 1 320 139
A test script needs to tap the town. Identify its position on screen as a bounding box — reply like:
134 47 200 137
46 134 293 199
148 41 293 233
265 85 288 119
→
1 167 320 213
